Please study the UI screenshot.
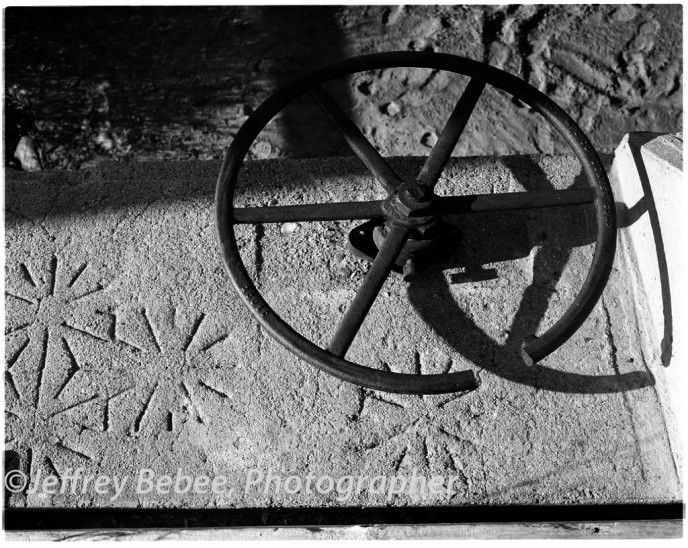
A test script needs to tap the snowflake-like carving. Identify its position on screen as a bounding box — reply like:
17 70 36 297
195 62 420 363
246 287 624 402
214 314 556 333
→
352 359 487 502
4 255 132 500
110 303 239 435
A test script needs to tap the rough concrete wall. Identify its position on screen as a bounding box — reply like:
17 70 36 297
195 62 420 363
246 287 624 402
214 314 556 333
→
4 4 682 169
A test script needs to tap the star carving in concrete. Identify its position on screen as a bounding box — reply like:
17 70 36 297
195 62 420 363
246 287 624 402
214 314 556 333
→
352 359 487 502
107 302 242 436
4 254 133 500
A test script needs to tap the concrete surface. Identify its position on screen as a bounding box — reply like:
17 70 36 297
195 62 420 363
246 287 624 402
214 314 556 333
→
4 155 682 509
609 132 685 488
5 520 683 541
4 4 682 169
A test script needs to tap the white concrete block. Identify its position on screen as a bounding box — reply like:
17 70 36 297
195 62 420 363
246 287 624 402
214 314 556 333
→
609 132 684 482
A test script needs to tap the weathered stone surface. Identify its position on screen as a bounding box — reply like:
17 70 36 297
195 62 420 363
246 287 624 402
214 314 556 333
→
4 5 682 168
4 156 681 508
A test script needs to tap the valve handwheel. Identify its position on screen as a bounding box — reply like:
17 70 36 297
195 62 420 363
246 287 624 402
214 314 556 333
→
215 52 617 395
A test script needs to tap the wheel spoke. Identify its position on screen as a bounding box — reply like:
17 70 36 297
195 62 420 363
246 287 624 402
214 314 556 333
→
436 188 596 215
309 85 402 193
417 77 486 188
233 200 385 224
329 224 410 358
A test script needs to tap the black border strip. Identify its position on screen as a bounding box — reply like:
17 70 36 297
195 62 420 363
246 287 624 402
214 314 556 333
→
4 503 684 530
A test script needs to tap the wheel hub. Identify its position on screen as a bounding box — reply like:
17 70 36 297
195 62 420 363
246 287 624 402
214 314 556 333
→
346 217 454 278
392 182 434 216
351 181 454 279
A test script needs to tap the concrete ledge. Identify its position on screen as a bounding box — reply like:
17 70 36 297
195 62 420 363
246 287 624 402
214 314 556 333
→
4 155 681 510
608 132 684 482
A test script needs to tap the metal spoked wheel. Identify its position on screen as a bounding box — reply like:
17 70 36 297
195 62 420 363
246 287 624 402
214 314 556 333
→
215 52 617 395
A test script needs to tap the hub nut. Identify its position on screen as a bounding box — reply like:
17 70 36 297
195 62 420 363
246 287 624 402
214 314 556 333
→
393 182 433 217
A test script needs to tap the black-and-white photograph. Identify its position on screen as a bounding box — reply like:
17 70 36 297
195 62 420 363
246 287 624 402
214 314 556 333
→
2 2 684 541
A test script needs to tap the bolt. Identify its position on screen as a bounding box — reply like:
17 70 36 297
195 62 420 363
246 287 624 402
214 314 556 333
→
399 183 431 204
403 258 419 282
394 183 433 217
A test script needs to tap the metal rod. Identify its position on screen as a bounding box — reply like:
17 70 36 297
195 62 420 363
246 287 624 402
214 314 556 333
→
417 77 486 188
328 225 410 358
233 200 385 224
309 85 402 194
437 188 596 215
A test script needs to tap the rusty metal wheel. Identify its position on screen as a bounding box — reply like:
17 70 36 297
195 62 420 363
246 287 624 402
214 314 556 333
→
215 52 616 394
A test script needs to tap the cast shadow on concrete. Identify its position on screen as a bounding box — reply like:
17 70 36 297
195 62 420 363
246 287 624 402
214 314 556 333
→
407 156 655 394
622 135 673 368
4 6 353 167
251 6 356 160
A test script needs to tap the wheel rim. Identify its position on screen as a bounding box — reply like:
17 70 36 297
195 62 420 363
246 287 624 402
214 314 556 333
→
215 52 617 394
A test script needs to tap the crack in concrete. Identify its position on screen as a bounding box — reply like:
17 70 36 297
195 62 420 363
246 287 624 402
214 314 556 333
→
601 295 646 482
